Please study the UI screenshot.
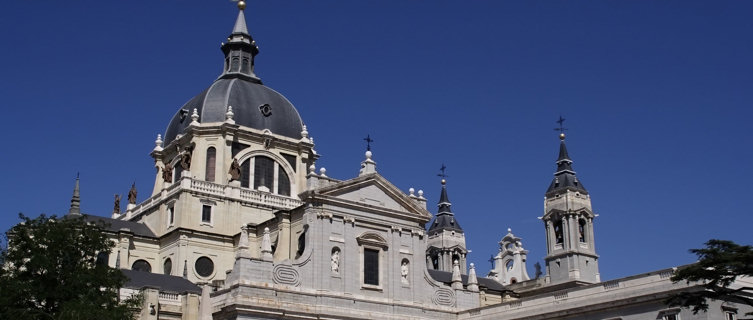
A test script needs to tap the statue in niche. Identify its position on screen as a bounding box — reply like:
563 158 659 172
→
127 183 138 204
331 249 340 274
229 159 241 181
401 260 409 284
113 194 121 213
179 146 193 170
162 163 173 183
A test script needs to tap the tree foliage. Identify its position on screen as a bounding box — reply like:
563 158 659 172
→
668 239 753 315
0 214 141 320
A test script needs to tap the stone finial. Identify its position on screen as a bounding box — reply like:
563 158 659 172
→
239 225 249 249
154 134 163 152
225 106 235 124
408 187 415 197
308 164 316 174
418 190 425 199
190 108 200 126
467 263 479 292
451 260 463 289
301 125 309 142
507 228 512 233
261 227 273 261
319 167 327 177
359 150 377 176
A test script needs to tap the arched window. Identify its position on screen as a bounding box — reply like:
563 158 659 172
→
296 231 306 259
205 147 216 182
506 260 514 271
163 258 172 275
239 155 292 196
578 219 586 242
132 259 152 273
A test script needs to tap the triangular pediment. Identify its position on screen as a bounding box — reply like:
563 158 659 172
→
313 173 431 219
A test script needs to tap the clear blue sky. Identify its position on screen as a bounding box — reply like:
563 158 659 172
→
1 1 751 281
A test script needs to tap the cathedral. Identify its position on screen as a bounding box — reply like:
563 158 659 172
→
54 2 750 320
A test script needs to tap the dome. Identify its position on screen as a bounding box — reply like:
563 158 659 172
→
162 8 303 145
163 78 303 145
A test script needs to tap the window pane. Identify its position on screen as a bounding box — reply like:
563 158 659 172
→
241 159 250 188
254 156 274 190
278 165 291 196
364 249 379 285
205 147 216 182
202 205 211 223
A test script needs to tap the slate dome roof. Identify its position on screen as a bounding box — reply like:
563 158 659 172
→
163 78 303 144
162 7 303 145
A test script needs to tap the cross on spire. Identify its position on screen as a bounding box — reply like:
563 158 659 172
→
363 134 374 151
438 164 449 179
554 115 568 134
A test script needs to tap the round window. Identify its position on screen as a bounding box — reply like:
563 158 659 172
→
195 256 214 277
132 259 152 273
163 258 172 275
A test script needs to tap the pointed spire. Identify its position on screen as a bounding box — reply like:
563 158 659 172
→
467 263 479 292
546 132 588 196
183 260 188 278
437 178 453 215
68 174 81 215
220 0 261 82
451 260 463 289
427 172 463 236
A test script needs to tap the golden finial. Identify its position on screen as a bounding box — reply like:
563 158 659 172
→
560 133 566 140
237 0 246 10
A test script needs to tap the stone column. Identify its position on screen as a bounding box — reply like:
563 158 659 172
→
274 212 291 261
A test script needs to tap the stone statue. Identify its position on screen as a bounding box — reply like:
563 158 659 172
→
162 163 173 183
331 249 340 274
534 262 542 279
229 159 241 181
127 183 137 204
401 260 409 284
180 146 193 170
113 194 121 213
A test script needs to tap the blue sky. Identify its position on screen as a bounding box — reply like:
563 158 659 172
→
1 1 751 281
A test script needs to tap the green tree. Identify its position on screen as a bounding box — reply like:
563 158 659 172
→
0 214 141 320
668 239 753 315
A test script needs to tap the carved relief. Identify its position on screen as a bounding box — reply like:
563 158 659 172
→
432 288 456 306
272 264 301 287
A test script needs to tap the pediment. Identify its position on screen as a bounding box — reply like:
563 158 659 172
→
314 173 431 219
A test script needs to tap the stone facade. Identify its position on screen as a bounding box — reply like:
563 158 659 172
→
37 3 753 320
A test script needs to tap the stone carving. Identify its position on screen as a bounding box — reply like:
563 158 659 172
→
239 225 249 249
273 264 301 287
162 163 173 183
180 146 193 170
534 262 542 279
432 288 456 306
229 159 241 181
127 183 138 204
113 194 121 213
400 259 409 284
331 248 341 274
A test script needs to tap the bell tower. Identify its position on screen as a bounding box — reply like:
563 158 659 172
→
542 132 600 285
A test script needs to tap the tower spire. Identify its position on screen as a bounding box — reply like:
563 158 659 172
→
426 166 468 274
68 173 81 215
546 132 587 196
221 0 261 82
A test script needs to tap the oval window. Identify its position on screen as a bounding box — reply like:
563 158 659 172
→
195 256 214 277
